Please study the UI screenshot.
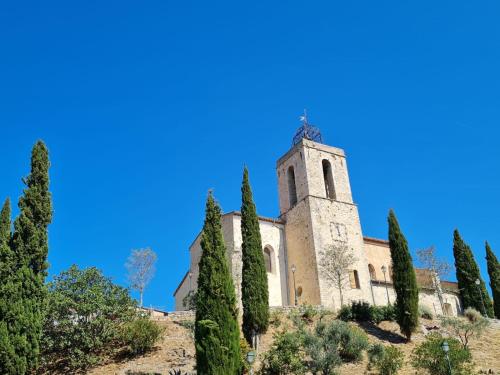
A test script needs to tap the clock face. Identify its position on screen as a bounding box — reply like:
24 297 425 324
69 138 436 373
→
330 222 348 243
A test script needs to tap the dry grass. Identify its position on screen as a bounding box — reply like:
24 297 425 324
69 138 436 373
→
89 311 500 374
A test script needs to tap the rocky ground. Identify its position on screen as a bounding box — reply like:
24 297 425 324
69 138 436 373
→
89 309 500 375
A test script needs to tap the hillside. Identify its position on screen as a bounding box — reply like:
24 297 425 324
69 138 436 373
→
89 309 500 375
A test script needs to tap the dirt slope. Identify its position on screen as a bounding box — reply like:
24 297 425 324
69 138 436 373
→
90 310 500 375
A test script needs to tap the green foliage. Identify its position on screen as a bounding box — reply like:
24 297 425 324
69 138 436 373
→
388 210 419 341
194 192 241 374
269 310 283 328
485 242 500 319
0 141 53 374
302 319 369 373
337 302 396 324
240 167 269 343
411 333 473 375
368 344 404 375
122 318 163 356
440 308 489 350
240 337 252 373
178 319 195 338
259 330 306 375
453 230 494 317
182 291 197 310
40 265 137 372
419 304 434 320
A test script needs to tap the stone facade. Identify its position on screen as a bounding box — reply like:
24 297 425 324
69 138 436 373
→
174 135 462 316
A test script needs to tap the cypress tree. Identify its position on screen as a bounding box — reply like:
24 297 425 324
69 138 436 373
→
485 242 500 319
0 198 13 275
388 210 419 341
453 230 493 317
9 141 53 371
195 192 241 374
240 167 269 345
0 198 17 373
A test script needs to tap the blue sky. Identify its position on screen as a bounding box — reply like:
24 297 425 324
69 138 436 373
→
1 1 499 310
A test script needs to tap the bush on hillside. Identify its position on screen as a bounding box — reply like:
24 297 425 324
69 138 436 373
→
368 344 404 375
41 265 137 372
411 333 473 375
122 317 164 355
259 330 306 375
441 308 489 350
419 304 434 320
338 302 396 324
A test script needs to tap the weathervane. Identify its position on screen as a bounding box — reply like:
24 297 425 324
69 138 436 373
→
292 109 323 145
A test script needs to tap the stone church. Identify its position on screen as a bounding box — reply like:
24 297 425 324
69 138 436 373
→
174 121 462 316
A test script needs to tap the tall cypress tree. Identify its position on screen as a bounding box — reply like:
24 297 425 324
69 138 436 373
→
388 210 419 341
240 167 269 345
0 198 13 274
0 198 17 374
485 242 500 319
453 230 493 317
195 192 241 374
9 140 53 372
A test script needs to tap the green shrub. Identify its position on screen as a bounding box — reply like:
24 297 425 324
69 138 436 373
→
269 310 282 328
463 307 482 323
338 324 369 362
378 304 396 322
300 304 319 322
411 333 473 375
338 302 396 324
419 304 434 320
368 344 404 375
338 304 353 321
122 318 163 355
259 330 306 374
178 319 195 338
351 301 372 321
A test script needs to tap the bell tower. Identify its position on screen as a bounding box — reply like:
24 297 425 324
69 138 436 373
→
277 118 371 308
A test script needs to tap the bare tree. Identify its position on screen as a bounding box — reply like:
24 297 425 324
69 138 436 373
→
318 242 358 307
416 246 451 313
126 248 157 307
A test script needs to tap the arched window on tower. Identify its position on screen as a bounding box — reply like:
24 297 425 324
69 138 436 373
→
368 264 376 280
263 246 273 273
322 159 335 200
288 166 298 207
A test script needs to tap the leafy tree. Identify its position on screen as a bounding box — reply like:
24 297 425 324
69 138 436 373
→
122 317 163 356
388 210 419 341
411 333 473 375
485 242 500 318
126 247 157 307
0 198 13 279
453 230 494 317
318 242 357 307
240 167 269 345
41 265 137 372
194 192 241 374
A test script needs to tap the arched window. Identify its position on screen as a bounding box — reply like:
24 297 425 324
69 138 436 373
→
287 166 297 206
322 159 336 199
263 246 273 273
349 270 361 289
368 264 376 280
